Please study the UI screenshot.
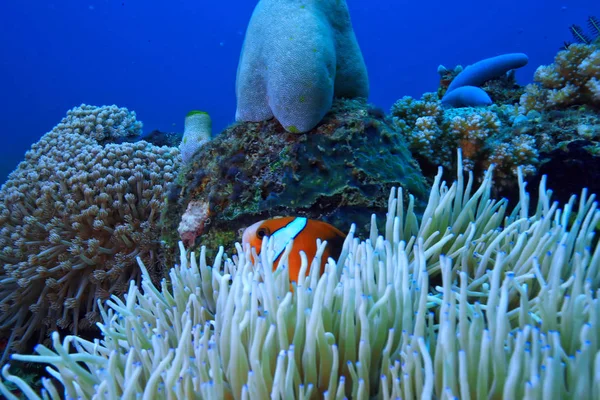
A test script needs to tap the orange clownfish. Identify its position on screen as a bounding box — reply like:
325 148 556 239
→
241 217 346 282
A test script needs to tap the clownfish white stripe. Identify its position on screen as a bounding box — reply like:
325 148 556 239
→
242 216 346 284
271 217 307 260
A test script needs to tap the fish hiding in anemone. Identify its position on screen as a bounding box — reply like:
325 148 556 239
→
241 217 346 283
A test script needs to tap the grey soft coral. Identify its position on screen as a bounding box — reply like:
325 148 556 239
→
235 0 369 133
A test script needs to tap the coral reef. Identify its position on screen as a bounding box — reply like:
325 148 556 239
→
510 107 600 205
163 98 428 262
0 105 180 363
478 68 526 104
235 0 369 133
395 37 600 206
390 93 537 186
391 81 600 204
57 103 143 144
2 156 599 399
4 16 600 399
519 43 600 112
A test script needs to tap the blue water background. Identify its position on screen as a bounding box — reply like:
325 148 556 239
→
0 0 596 182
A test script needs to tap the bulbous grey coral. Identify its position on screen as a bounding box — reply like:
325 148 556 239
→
0 105 180 362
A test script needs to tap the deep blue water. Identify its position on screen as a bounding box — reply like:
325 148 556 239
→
0 0 596 182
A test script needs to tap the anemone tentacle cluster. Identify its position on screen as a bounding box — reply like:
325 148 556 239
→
2 152 599 399
0 105 180 363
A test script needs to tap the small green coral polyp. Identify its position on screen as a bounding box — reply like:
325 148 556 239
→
186 110 208 117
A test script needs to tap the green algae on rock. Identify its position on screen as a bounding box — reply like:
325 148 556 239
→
162 98 429 259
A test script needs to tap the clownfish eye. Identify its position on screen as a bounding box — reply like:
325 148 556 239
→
257 227 270 239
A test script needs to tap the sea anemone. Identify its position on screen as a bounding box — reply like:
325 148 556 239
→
1 150 599 399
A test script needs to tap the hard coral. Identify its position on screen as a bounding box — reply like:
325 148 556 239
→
448 110 502 169
520 43 600 112
390 93 443 131
391 94 512 175
509 108 600 205
390 93 548 203
0 105 179 362
486 134 538 187
58 103 143 143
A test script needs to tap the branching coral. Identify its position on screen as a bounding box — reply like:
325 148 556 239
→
0 105 179 363
447 109 502 170
390 93 447 167
390 93 443 131
486 133 538 186
2 152 599 399
520 43 600 112
391 95 526 178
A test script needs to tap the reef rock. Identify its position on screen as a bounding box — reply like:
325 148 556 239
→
162 98 429 257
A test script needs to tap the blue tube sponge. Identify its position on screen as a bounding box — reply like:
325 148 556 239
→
441 86 493 108
445 53 529 93
235 0 369 133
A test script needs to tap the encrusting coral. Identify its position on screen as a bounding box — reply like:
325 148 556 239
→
0 105 180 363
2 151 599 399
